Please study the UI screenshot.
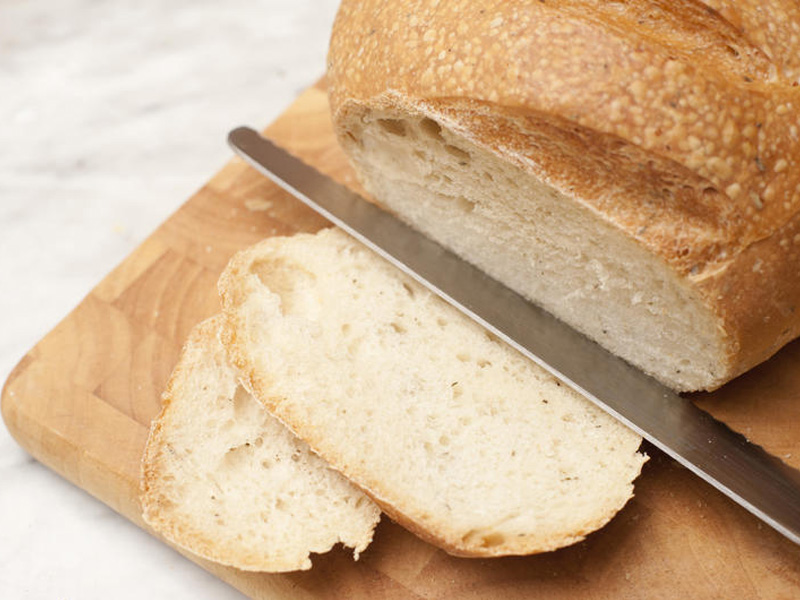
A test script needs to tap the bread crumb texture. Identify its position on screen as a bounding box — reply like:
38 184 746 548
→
140 316 380 572
328 0 800 390
219 229 647 556
329 0 800 251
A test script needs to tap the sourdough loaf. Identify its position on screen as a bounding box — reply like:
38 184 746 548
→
140 316 380 572
327 0 800 391
219 229 647 557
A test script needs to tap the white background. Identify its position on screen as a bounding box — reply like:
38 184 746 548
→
0 1 340 597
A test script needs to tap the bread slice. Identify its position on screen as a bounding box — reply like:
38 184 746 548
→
140 315 381 572
327 0 800 392
219 228 647 557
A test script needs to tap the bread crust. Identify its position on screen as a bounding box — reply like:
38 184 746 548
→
327 0 800 389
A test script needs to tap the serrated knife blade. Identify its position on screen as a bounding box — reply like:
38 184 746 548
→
228 125 800 546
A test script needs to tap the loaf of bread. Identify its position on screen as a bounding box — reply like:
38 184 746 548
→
327 0 800 391
219 229 647 557
140 316 380 572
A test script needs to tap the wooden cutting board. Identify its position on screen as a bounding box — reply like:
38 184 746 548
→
4 80 800 599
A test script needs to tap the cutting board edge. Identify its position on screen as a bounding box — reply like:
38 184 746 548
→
0 310 309 600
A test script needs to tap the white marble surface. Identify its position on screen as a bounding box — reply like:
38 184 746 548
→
0 1 340 597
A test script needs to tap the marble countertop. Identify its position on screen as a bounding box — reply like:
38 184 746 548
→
0 1 340 597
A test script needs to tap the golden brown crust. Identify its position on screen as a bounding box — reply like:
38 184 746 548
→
327 0 800 388
703 0 800 81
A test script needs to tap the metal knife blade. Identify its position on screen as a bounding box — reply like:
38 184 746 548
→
228 125 800 546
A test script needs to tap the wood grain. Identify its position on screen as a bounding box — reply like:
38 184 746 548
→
4 82 800 599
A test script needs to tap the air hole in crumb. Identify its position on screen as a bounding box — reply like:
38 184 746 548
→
390 322 407 334
439 435 450 446
251 259 316 316
341 323 351 335
345 131 359 144
702 186 718 197
402 282 415 298
233 386 253 420
437 317 448 328
223 445 252 466
413 149 426 160
481 532 506 548
445 144 471 164
477 359 491 368
456 353 470 362
420 117 444 141
254 436 264 448
261 460 272 469
455 196 476 213
377 118 407 136
483 172 494 182
461 529 506 548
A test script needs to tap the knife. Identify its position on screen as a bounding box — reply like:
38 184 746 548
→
228 125 800 546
